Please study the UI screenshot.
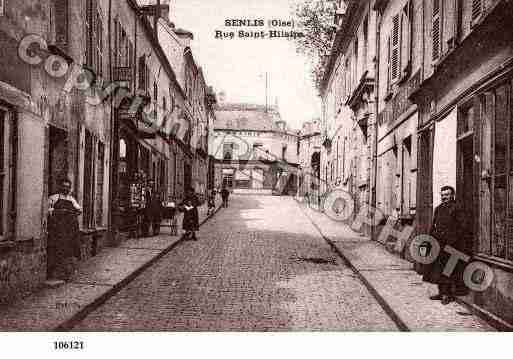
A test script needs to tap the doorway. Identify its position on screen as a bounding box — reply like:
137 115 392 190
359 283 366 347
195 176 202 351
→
48 126 68 196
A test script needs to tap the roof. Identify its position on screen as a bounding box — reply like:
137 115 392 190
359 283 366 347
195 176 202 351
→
214 103 295 134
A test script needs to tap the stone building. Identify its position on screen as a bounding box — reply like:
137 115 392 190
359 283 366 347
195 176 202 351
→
0 0 215 304
212 103 299 195
408 0 513 327
297 120 321 202
373 0 422 239
322 0 513 326
0 0 112 302
320 0 377 227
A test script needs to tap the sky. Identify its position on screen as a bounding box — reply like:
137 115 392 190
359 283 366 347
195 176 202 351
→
170 0 321 130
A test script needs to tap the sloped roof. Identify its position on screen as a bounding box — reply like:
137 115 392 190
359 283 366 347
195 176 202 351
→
214 103 282 132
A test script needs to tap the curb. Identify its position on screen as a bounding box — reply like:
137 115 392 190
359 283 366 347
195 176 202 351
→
55 204 223 331
295 199 409 332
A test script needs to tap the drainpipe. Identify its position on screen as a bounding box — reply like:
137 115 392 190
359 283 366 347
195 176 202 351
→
371 8 381 241
107 0 115 243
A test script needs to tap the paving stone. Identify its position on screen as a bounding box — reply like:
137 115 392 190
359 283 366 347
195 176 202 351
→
298 202 494 331
73 196 398 331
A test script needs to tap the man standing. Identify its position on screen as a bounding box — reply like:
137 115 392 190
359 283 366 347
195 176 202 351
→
422 185 468 305
221 186 230 208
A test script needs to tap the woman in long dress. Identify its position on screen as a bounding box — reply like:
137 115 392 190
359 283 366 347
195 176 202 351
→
47 178 82 281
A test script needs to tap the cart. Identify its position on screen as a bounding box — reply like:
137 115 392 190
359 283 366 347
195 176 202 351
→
161 201 178 236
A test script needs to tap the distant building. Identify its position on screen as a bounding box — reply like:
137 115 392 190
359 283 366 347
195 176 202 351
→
212 103 299 195
297 120 322 202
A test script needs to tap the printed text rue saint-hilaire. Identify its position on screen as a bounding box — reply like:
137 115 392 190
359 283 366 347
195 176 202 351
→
215 18 305 39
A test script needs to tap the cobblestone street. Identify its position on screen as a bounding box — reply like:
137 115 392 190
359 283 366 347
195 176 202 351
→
73 195 398 331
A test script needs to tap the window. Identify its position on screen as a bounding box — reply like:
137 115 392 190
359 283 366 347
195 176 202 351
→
363 16 368 73
471 0 483 25
400 1 412 77
54 0 69 47
86 0 103 75
432 0 442 61
223 143 234 160
282 145 287 160
138 56 149 91
390 14 400 83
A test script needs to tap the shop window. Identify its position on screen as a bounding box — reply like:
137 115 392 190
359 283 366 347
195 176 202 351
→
0 108 16 239
223 143 234 160
476 82 513 261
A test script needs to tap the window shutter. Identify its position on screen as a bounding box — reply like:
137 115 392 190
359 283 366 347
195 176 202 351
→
472 0 482 22
391 14 400 82
128 40 133 68
114 20 118 66
432 0 441 61
138 56 145 90
54 0 68 47
400 1 412 77
98 16 103 75
86 0 94 67
386 36 391 93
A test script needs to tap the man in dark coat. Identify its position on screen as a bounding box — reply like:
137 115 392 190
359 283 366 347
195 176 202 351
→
422 185 468 304
221 186 230 208
179 188 200 241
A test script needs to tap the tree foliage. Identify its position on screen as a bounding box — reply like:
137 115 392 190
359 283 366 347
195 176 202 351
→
290 0 338 93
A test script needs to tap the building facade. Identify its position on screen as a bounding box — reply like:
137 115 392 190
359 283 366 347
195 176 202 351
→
321 0 513 326
320 0 377 228
0 0 215 304
373 0 422 242
297 120 321 203
212 103 299 195
408 0 513 327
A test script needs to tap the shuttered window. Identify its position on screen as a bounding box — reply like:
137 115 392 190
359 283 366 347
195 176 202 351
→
85 0 102 75
54 0 68 47
432 0 442 61
471 0 483 22
386 36 391 94
400 1 412 77
391 14 400 82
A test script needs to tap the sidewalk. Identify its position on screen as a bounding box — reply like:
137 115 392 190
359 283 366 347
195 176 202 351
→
0 202 222 331
297 201 495 331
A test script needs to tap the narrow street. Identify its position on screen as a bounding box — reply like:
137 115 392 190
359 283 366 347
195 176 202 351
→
73 195 398 331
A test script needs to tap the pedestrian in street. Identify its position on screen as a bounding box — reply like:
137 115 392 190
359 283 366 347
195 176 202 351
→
148 189 163 236
422 185 468 305
178 187 200 241
207 188 216 216
47 177 82 281
221 186 230 208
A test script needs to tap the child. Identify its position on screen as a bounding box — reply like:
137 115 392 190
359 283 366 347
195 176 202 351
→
207 189 216 216
178 188 199 241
